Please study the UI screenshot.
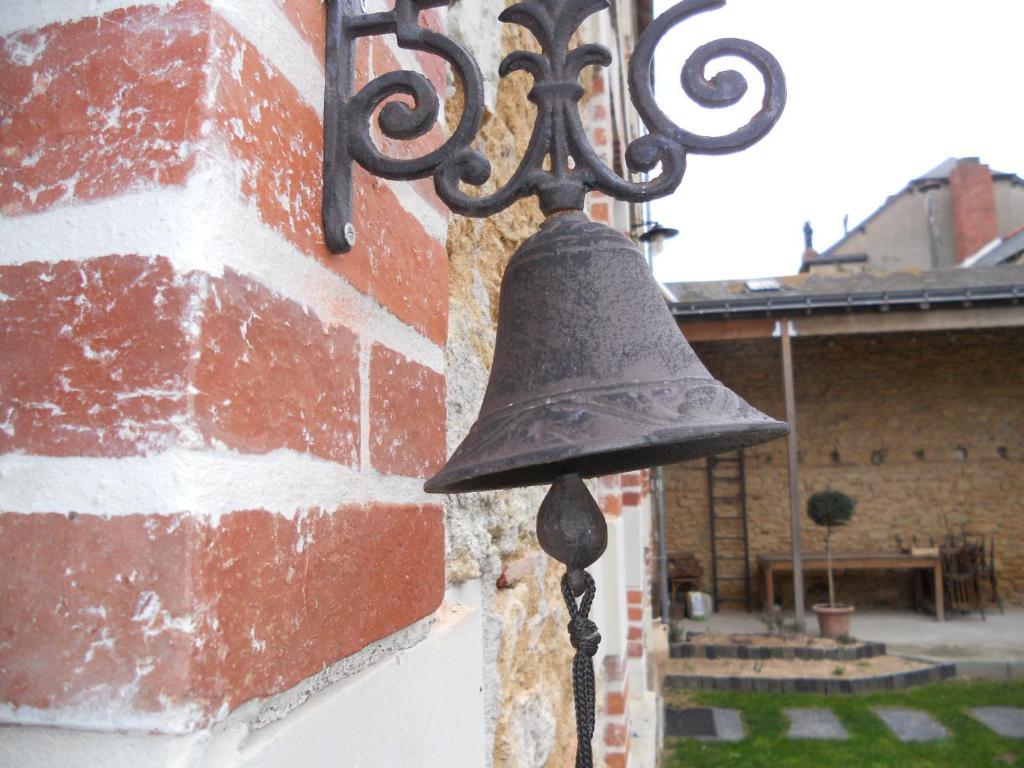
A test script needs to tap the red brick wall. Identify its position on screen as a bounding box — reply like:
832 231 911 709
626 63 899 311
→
949 159 998 263
0 2 448 731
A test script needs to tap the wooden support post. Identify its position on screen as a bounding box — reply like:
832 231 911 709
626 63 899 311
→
780 320 806 630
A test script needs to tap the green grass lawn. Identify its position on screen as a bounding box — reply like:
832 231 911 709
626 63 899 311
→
665 681 1024 768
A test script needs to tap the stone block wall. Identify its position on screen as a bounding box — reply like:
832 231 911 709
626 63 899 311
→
665 327 1024 610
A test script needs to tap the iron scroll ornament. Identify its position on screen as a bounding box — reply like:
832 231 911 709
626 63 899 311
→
322 0 786 252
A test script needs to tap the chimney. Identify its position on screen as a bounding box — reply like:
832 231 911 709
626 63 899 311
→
801 220 818 264
949 157 998 263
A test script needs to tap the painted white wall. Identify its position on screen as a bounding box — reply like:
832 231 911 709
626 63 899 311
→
592 516 628 660
623 500 646 588
0 583 486 768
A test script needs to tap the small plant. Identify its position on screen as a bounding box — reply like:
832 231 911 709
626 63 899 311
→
832 665 846 677
837 634 857 645
760 610 785 637
807 489 855 608
781 620 802 637
668 620 684 644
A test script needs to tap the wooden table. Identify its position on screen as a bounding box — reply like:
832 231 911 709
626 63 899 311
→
757 552 945 621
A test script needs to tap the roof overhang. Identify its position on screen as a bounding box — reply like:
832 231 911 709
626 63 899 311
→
670 282 1024 322
679 305 1024 342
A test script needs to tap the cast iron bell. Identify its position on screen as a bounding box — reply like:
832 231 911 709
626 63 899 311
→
424 212 788 494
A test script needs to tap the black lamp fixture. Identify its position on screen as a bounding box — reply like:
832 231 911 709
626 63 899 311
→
634 220 681 245
322 1 787 764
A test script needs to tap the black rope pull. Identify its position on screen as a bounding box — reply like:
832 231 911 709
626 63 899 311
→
561 570 601 768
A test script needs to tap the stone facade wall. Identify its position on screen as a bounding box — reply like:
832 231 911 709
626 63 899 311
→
664 327 1024 611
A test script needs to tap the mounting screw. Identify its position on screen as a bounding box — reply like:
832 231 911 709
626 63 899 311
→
344 222 357 248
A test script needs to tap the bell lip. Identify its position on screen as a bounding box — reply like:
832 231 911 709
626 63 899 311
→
423 419 788 494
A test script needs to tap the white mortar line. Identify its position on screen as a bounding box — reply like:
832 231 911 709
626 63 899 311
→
0 698 206 736
0 156 445 373
388 179 449 243
211 0 326 119
0 0 179 36
0 448 434 520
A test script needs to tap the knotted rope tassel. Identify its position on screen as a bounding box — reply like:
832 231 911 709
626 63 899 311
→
561 570 601 768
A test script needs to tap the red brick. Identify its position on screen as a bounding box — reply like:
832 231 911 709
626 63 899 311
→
627 625 643 641
370 39 449 177
627 606 642 621
209 27 324 268
196 504 444 707
621 472 643 488
601 494 622 518
212 28 449 344
345 168 449 344
621 491 641 507
604 753 626 768
590 201 610 223
0 256 194 457
606 690 626 716
276 0 326 65
0 3 209 216
411 10 449 92
0 504 444 721
271 6 449 215
193 271 359 465
369 346 445 477
627 589 643 606
604 722 628 748
950 161 998 262
0 513 200 715
603 654 626 682
627 641 643 658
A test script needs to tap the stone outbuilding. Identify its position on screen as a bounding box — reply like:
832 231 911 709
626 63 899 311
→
661 158 1024 614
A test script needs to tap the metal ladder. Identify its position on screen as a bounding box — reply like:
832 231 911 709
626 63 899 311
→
706 451 752 612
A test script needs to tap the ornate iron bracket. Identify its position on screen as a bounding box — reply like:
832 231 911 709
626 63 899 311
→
322 0 786 253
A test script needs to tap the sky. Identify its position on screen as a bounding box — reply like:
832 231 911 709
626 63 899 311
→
647 0 1024 283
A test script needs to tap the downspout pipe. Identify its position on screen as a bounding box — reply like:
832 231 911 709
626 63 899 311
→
655 466 671 624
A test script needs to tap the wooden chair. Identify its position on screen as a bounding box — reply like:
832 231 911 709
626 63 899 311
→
981 536 1005 615
941 538 986 620
667 552 703 613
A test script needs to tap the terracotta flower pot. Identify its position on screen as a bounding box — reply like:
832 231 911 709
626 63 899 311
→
812 603 854 639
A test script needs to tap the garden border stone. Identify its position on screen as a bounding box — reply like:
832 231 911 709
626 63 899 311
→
671 635 886 662
664 661 956 695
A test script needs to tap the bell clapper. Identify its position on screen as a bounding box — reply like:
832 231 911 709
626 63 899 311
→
536 475 607 768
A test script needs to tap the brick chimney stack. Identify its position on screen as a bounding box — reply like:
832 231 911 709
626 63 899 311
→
949 157 999 263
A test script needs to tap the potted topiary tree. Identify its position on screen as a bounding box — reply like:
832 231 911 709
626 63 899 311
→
807 489 855 638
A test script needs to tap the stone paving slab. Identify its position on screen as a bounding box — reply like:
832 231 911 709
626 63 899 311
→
665 708 716 739
785 708 848 740
710 708 745 742
664 708 745 742
970 707 1024 739
873 707 948 742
